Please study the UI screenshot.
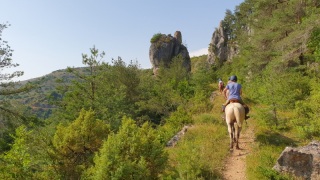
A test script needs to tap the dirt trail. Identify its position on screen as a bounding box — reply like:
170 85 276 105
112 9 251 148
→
222 121 255 180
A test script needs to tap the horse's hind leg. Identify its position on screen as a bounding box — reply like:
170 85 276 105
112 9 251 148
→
232 126 236 142
235 125 242 150
227 123 234 150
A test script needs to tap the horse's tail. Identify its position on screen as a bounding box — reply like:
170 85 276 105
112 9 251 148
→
233 105 242 128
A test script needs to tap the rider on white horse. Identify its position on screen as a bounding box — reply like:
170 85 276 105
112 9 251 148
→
222 75 249 120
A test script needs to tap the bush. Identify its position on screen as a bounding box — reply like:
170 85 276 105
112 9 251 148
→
150 33 162 43
86 118 168 179
157 106 193 144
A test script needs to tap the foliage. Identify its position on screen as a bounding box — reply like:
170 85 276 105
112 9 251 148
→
157 106 193 144
0 23 23 81
0 126 36 179
222 9 236 41
246 62 309 128
52 109 109 179
51 46 108 121
247 146 292 180
0 69 79 119
307 27 320 62
136 55 192 125
189 56 215 114
218 0 320 179
150 33 162 43
86 118 168 179
290 79 320 139
50 47 141 131
1 0 320 178
165 124 229 179
0 23 38 152
0 125 58 179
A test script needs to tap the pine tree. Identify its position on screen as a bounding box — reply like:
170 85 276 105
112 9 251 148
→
0 23 34 152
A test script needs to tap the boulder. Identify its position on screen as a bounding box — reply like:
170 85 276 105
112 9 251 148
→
166 125 191 147
149 31 191 75
273 141 320 179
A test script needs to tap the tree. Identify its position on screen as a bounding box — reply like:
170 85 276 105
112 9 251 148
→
0 126 36 179
52 46 107 121
86 118 168 180
51 47 141 130
136 55 193 125
52 109 109 179
222 9 236 41
0 23 35 152
0 125 57 179
0 23 23 81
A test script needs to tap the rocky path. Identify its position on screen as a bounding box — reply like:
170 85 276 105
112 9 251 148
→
222 121 255 180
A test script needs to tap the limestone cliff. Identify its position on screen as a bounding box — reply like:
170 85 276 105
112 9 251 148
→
207 21 238 66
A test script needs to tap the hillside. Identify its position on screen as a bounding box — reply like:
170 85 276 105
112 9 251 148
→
3 68 83 118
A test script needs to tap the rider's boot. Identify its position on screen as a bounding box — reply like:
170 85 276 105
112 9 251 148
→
243 105 250 120
221 105 226 120
221 105 226 112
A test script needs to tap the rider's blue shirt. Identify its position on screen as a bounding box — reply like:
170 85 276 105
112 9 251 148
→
226 82 242 100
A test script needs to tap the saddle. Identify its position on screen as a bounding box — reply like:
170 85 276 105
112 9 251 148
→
229 99 240 103
229 99 250 114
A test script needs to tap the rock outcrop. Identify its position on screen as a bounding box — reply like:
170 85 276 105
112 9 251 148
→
273 141 320 179
149 31 191 75
207 21 238 65
166 125 191 147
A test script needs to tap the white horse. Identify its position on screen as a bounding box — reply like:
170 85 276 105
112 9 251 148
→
225 102 245 150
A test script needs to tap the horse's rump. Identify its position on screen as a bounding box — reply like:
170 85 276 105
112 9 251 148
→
225 103 245 124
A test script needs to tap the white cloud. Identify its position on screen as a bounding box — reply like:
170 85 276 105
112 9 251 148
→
189 48 208 57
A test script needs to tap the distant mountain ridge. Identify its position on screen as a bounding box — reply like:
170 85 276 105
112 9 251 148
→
7 67 85 118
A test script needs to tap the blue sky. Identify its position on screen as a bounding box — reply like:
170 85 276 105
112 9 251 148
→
1 0 244 80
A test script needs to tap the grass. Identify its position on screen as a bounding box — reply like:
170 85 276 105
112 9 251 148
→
245 106 304 180
166 123 229 179
164 89 230 179
246 145 293 180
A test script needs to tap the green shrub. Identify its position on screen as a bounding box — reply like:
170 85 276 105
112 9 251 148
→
157 106 193 144
308 27 320 62
150 33 162 43
86 118 168 179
